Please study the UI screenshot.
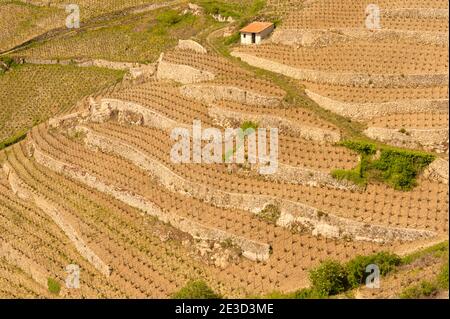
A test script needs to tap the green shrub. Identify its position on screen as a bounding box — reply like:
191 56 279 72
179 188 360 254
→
437 263 449 289
335 141 435 190
400 280 438 299
346 252 401 288
172 280 221 299
291 288 326 299
340 140 376 156
309 260 349 296
241 120 259 132
0 56 18 74
257 204 281 224
47 278 61 295
370 148 434 190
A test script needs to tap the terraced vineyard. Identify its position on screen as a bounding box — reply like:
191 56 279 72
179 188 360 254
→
0 0 448 300
233 0 449 154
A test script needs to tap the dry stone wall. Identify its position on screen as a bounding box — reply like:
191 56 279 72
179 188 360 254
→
272 28 448 47
31 142 271 262
305 89 449 121
208 105 341 143
231 51 448 87
364 127 449 153
423 158 449 184
2 162 111 277
180 84 282 107
75 126 435 244
156 60 215 84
176 40 207 54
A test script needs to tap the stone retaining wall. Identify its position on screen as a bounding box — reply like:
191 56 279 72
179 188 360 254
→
305 89 449 121
176 39 207 54
271 28 448 47
180 84 282 107
208 105 341 143
364 127 449 153
2 163 111 277
231 51 448 88
156 60 215 84
77 127 435 243
423 158 449 184
31 143 271 262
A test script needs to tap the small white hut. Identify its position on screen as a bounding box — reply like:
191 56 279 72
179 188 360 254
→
240 22 274 45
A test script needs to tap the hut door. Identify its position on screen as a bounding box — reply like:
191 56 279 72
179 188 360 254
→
252 33 256 44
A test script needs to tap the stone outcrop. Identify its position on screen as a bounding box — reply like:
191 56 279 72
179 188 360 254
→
2 163 111 277
75 126 435 243
364 127 449 153
305 90 449 121
30 143 271 262
176 39 207 54
180 84 282 107
423 158 449 184
231 51 448 87
156 60 215 84
208 105 341 143
86 98 190 132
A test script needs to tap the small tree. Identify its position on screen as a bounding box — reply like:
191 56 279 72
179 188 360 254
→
172 280 221 299
47 278 61 295
309 260 349 296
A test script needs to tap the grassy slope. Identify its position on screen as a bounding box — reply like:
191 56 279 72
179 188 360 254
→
0 64 124 147
11 6 219 63
0 1 65 52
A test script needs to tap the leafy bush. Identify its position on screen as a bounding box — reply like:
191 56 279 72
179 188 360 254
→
370 149 435 190
309 260 349 296
0 56 17 74
172 280 221 299
340 140 376 156
241 121 259 132
262 288 325 299
47 278 61 295
346 252 401 288
291 288 326 299
335 141 435 190
257 204 281 224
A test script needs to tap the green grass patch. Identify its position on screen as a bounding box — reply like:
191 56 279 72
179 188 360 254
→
332 140 435 190
47 278 61 295
172 280 221 299
0 129 27 151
